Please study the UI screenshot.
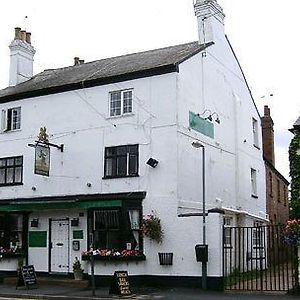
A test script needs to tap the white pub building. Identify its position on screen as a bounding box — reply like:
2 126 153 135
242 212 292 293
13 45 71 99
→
0 0 266 290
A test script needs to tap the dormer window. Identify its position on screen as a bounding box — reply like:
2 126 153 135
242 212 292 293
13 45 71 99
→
109 90 133 117
1 107 21 132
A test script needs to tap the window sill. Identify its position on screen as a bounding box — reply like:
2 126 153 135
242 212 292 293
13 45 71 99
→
102 175 139 180
82 254 146 262
251 194 258 199
1 129 22 134
106 113 134 120
0 183 23 187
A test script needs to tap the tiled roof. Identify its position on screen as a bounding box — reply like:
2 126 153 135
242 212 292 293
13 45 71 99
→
0 41 211 102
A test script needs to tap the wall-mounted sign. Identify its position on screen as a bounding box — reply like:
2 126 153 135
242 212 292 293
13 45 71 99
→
189 111 214 139
35 144 50 176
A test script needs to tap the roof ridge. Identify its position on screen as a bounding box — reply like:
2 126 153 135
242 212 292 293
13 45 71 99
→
38 41 199 75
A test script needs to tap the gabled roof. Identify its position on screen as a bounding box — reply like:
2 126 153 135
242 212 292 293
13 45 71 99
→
0 41 212 103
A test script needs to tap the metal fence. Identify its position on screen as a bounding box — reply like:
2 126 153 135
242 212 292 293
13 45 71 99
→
223 225 297 292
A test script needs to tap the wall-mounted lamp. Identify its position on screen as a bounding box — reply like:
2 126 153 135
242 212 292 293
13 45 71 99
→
198 109 221 124
71 218 79 227
30 218 39 228
146 158 159 168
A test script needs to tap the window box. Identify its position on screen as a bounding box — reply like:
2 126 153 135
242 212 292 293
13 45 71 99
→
82 249 146 262
0 247 24 259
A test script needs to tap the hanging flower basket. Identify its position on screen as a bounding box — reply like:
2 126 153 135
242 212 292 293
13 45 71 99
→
282 219 300 246
141 213 163 243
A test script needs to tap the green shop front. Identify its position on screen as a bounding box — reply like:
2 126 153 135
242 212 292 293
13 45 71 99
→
0 192 145 276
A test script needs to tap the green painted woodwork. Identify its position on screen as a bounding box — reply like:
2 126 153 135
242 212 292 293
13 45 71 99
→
29 231 47 247
189 111 214 139
73 230 84 239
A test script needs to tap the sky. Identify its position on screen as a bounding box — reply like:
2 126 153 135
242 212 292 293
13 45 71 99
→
0 0 299 180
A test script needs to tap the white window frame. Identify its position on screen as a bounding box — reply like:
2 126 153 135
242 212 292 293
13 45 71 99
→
109 89 133 117
224 217 233 247
252 117 259 148
1 107 21 132
251 168 258 197
253 221 264 248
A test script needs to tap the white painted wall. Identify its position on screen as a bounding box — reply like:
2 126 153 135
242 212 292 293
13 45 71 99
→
0 20 266 279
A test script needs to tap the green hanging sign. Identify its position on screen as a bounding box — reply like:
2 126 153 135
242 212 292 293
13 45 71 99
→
189 111 214 139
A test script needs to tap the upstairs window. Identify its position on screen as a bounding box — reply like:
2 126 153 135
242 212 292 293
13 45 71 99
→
252 118 259 148
109 90 133 117
1 107 21 132
251 168 258 197
104 145 138 178
0 156 23 186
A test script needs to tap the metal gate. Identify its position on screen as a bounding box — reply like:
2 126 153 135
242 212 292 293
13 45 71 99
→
223 225 298 292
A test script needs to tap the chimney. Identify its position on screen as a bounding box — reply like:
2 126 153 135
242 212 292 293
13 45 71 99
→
261 105 275 165
9 27 36 86
194 0 225 45
74 57 85 66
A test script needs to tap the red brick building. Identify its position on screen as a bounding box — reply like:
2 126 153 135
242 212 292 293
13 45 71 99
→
261 106 289 224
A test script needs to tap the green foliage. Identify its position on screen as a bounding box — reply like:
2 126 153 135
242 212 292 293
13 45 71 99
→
141 213 163 243
73 257 83 273
289 131 300 218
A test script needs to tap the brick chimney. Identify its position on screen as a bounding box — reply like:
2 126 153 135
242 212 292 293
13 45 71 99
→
194 0 225 45
9 27 36 86
261 105 275 165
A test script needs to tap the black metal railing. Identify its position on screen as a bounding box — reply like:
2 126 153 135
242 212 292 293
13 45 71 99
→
223 225 296 292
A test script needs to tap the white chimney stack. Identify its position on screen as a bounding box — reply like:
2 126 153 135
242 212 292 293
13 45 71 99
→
194 0 225 45
9 27 36 86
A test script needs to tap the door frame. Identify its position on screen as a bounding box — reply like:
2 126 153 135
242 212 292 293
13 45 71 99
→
48 218 70 274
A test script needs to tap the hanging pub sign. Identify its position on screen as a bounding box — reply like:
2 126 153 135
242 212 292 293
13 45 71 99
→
34 143 50 176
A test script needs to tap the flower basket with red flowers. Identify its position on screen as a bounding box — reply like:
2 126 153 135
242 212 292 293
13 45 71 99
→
282 219 300 246
141 213 163 243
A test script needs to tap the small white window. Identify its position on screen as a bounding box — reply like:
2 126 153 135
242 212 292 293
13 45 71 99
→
253 221 264 248
251 168 257 197
224 217 233 247
109 90 132 117
1 107 21 132
252 118 259 148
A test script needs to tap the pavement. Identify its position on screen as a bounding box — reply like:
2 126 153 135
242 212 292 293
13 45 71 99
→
0 284 300 300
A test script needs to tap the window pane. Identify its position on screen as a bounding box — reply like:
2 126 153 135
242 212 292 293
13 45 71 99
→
95 210 120 229
0 159 6 167
128 145 138 154
14 167 22 183
123 91 132 114
110 92 121 116
105 158 115 177
12 107 21 130
106 148 115 157
6 168 14 183
7 159 14 166
0 169 5 184
14 157 23 166
117 146 127 155
117 156 127 176
128 154 138 175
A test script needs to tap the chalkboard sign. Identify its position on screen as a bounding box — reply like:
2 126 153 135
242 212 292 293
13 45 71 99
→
109 271 132 296
16 265 38 289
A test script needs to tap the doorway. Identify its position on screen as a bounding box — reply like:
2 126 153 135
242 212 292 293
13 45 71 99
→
49 219 70 273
